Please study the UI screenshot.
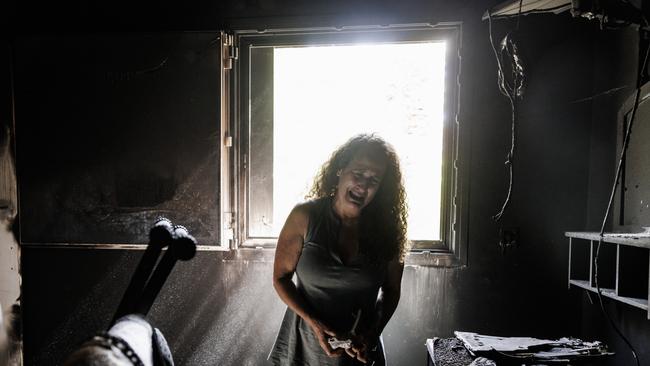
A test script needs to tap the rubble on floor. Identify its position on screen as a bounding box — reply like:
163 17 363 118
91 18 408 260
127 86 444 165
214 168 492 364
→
426 332 613 365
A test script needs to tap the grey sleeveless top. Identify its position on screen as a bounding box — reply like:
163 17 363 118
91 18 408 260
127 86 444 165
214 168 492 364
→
269 197 387 366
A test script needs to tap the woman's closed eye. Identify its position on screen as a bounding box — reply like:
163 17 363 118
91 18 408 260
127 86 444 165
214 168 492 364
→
352 172 380 187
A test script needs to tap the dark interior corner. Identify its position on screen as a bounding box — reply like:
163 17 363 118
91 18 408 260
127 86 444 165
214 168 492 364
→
1 0 649 365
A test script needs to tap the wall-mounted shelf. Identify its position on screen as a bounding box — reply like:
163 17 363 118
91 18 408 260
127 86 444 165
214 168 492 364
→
566 231 650 319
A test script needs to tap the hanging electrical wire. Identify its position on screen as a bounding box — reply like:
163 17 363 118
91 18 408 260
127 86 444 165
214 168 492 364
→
488 0 526 222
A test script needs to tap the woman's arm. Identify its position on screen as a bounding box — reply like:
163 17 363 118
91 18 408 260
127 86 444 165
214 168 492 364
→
372 259 404 337
272 203 343 357
348 258 404 363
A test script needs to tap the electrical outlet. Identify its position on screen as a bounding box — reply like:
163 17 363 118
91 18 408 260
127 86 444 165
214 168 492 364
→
498 227 519 252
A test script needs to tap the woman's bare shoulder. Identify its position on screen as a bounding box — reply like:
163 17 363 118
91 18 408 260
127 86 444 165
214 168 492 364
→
293 198 324 216
284 200 316 230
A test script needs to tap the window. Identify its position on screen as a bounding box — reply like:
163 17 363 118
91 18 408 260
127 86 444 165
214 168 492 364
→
223 24 465 263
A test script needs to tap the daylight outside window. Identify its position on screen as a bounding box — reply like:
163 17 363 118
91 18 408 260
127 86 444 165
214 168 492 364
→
272 43 445 241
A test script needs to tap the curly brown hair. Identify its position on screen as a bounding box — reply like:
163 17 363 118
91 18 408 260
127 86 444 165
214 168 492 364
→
307 134 409 263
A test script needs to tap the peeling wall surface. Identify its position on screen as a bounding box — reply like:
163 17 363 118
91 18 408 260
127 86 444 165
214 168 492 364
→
6 0 648 365
1 36 23 366
0 43 20 315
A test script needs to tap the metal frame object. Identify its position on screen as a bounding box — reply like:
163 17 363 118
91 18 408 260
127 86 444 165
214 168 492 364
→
112 218 197 323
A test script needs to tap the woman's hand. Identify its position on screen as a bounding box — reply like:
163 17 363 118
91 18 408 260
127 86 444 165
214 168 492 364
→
345 258 404 363
345 330 378 364
306 319 344 358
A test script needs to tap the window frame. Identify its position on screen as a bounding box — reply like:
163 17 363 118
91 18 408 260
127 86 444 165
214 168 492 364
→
226 23 466 265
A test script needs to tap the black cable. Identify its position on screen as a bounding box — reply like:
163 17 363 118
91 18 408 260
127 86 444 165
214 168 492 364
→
592 29 650 366
516 0 524 30
488 11 520 222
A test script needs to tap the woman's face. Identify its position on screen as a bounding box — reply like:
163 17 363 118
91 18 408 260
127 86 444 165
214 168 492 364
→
334 150 387 218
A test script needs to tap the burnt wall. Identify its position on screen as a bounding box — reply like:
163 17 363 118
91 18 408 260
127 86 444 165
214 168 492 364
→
7 0 646 365
581 24 650 366
13 33 221 245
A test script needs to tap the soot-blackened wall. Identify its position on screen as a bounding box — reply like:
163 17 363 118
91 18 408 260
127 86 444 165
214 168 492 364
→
6 0 645 365
581 24 650 366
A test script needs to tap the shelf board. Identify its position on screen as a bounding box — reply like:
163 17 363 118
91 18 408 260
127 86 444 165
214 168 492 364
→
569 280 648 311
565 231 650 249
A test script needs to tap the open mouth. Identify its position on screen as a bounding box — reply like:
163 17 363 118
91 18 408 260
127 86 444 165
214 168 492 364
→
348 190 365 206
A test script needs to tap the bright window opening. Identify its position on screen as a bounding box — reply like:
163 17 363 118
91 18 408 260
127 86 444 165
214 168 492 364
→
249 41 447 242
